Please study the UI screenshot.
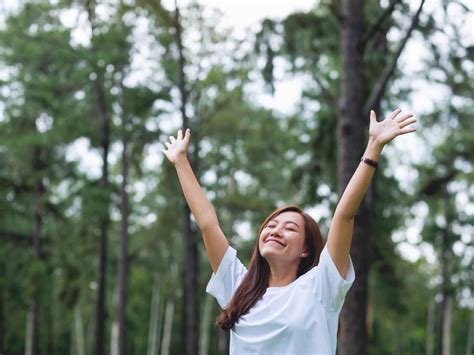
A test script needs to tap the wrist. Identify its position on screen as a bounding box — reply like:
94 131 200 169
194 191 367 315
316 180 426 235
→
368 136 385 149
360 156 378 168
364 138 383 160
173 155 189 168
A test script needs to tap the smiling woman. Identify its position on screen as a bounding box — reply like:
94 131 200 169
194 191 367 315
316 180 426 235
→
258 209 323 286
213 206 327 335
162 107 416 355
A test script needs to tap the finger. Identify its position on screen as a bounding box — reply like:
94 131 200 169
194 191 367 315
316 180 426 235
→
396 113 413 123
165 142 172 149
399 117 417 129
170 136 176 143
370 110 377 124
399 126 417 135
389 108 402 120
184 128 191 142
177 129 183 140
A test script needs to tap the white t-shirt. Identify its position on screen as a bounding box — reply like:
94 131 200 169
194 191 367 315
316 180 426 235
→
206 245 355 355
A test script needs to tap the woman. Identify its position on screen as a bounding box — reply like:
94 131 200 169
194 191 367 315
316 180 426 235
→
163 108 416 354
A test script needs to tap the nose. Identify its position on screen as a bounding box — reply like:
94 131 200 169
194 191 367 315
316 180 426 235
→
270 224 283 237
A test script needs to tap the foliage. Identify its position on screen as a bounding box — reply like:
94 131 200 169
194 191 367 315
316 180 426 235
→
0 0 471 354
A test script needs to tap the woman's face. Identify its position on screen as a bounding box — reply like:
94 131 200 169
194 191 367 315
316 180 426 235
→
258 211 308 264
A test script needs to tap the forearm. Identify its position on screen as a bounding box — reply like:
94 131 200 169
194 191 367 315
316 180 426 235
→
174 157 219 231
334 138 383 219
327 108 416 276
163 129 229 271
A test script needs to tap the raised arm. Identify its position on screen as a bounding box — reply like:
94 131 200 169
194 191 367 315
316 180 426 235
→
163 129 229 272
327 108 417 277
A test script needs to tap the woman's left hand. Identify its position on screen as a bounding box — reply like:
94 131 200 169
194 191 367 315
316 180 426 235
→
369 108 417 146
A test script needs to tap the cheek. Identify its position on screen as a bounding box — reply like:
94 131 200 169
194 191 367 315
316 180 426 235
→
288 233 305 249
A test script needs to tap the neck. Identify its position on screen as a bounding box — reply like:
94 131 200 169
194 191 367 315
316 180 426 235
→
267 260 299 287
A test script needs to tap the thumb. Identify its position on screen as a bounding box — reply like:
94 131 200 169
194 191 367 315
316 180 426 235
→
370 110 377 124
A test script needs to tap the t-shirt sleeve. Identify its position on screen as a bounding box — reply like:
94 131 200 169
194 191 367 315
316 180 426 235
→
206 246 247 309
311 245 355 312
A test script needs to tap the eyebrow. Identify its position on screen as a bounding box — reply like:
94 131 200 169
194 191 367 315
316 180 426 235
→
269 219 301 229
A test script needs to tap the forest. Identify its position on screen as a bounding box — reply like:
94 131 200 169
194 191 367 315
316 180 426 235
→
0 0 472 354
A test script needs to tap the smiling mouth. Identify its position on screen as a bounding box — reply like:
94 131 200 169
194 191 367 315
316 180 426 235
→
266 239 285 247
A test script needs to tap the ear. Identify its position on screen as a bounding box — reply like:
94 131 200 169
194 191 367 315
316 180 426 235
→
301 247 309 258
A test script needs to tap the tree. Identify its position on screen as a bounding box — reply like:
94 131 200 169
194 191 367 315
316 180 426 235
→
254 1 427 352
415 3 474 351
335 2 426 353
1 0 471 353
0 1 89 353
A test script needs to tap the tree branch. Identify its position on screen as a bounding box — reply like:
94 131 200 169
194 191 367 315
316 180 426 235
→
314 75 337 106
0 229 32 244
322 0 342 22
419 170 457 196
137 0 173 27
361 0 403 50
364 0 426 116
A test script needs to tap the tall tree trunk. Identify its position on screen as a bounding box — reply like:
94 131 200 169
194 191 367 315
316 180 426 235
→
147 274 162 355
466 313 474 355
426 300 436 355
25 302 38 355
0 262 4 354
441 296 452 355
439 187 453 355
174 2 198 354
111 320 119 355
74 305 86 355
335 1 425 353
26 147 46 355
85 1 111 354
94 64 111 355
45 301 54 355
87 309 95 355
25 304 38 355
160 298 175 355
337 1 369 355
182 189 198 355
216 328 228 355
198 295 213 355
117 130 130 355
438 251 448 355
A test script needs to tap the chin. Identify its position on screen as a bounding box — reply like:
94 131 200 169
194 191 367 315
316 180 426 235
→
260 247 283 259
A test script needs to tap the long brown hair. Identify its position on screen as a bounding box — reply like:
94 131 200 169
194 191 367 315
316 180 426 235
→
216 205 324 331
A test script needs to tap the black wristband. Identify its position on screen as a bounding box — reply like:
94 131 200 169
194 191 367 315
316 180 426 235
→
360 156 378 168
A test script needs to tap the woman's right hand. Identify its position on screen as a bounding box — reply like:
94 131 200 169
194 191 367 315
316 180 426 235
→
162 128 191 165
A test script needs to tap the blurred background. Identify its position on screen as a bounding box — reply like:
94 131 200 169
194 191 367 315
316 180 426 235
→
0 0 472 354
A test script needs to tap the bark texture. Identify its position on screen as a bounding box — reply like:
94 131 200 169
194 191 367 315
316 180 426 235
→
85 1 111 353
337 1 370 355
174 2 199 354
117 136 130 355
